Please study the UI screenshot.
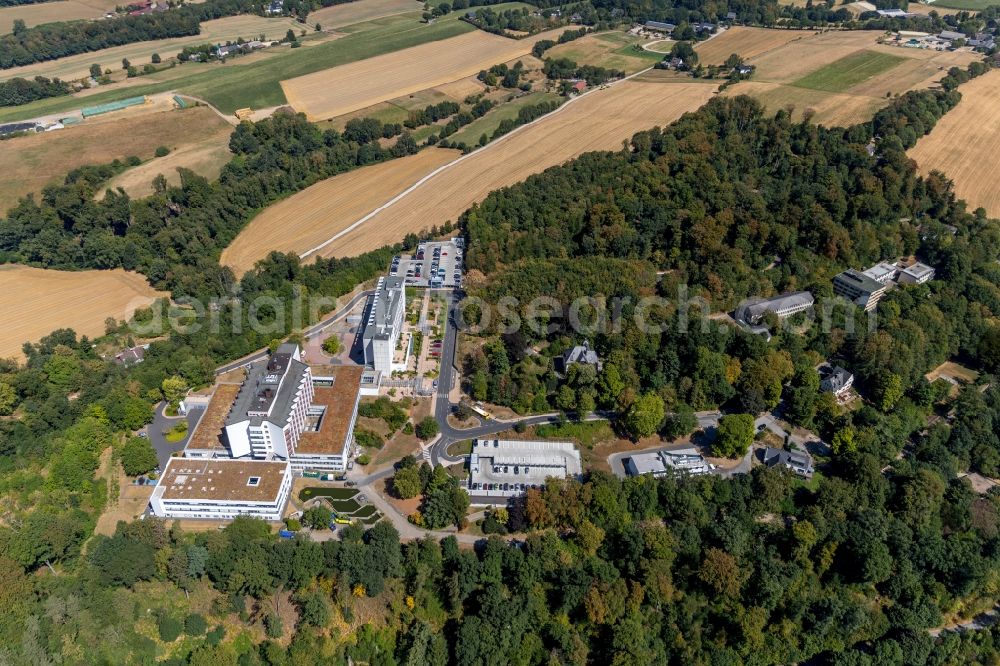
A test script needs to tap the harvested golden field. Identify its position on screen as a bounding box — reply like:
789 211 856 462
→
0 14 302 82
720 29 978 125
0 105 232 213
695 27 809 66
722 80 883 126
281 27 568 121
221 149 460 274
306 79 718 259
908 71 1000 217
433 76 487 101
0 0 119 34
310 0 418 28
102 119 234 197
0 266 167 360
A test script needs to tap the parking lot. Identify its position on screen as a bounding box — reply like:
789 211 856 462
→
389 238 464 289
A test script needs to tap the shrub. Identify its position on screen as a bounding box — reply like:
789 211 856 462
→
322 335 341 355
357 453 371 465
154 145 170 157
205 626 225 646
184 613 207 636
157 614 183 642
355 428 385 449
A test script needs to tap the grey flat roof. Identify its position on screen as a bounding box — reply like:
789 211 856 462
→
362 276 405 342
743 291 814 319
226 351 308 428
834 269 883 294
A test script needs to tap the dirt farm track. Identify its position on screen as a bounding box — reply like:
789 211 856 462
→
280 27 569 121
0 266 167 360
908 70 1000 218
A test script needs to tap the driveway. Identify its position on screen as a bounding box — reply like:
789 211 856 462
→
147 402 204 468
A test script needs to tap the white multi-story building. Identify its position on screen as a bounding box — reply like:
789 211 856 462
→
362 276 406 374
150 458 292 521
154 346 365 521
224 344 314 459
737 291 815 326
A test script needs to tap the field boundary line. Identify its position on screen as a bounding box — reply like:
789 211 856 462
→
300 65 663 259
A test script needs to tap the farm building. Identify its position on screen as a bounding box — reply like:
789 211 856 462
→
81 96 146 118
0 122 40 137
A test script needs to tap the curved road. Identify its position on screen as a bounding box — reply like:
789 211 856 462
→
214 289 373 375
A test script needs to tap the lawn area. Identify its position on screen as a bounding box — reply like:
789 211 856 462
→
298 486 359 502
792 50 905 92
329 498 362 513
449 91 560 144
533 419 616 448
447 440 474 456
0 13 476 122
547 30 662 74
353 505 379 519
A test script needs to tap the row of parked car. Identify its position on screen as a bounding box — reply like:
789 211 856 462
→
470 482 541 492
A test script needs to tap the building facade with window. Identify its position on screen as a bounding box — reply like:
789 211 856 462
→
150 459 292 520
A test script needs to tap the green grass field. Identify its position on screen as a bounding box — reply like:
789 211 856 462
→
449 90 560 144
298 486 359 502
0 12 476 122
792 50 906 92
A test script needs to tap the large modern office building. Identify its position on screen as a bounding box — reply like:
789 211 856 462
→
150 458 292 521
832 269 887 312
152 346 364 521
224 344 314 459
362 276 407 374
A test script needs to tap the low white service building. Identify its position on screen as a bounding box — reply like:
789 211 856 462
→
468 439 582 497
150 458 292 521
624 447 714 477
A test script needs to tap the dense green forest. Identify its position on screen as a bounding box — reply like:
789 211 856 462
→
2 23 1000 665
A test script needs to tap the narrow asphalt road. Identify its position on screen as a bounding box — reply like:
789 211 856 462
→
148 402 204 469
213 289 373 375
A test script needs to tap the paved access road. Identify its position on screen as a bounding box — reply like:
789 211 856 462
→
213 289 373 375
148 402 204 469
